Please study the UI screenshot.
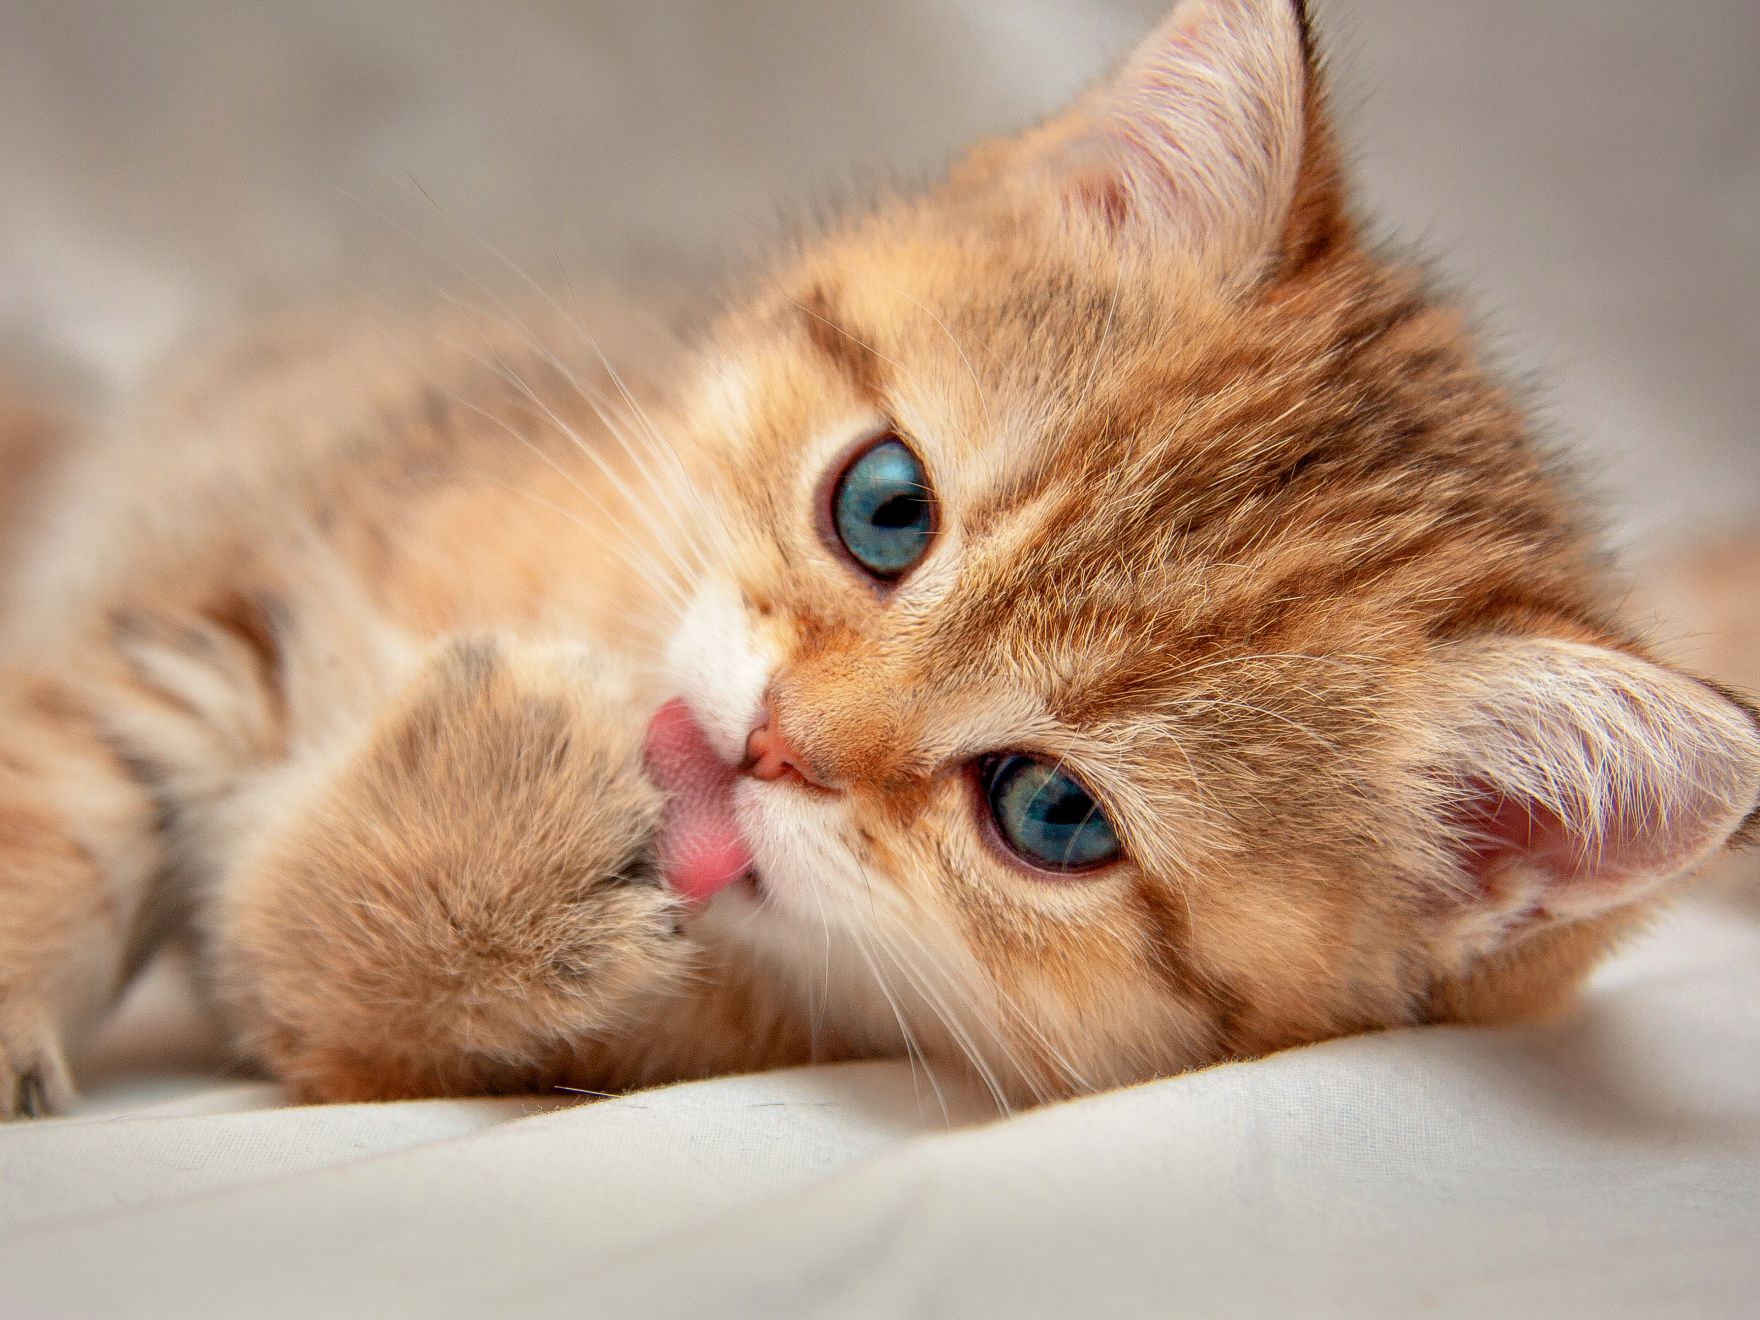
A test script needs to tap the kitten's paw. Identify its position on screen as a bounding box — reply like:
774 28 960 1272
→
0 1005 74 1120
215 636 689 1102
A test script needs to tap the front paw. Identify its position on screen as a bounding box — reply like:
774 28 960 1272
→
0 1004 74 1120
214 637 690 1102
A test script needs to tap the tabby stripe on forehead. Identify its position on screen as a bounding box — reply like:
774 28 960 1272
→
798 286 885 399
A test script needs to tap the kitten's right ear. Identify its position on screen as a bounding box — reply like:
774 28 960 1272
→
958 0 1346 282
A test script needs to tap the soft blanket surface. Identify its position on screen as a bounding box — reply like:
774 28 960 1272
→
4 898 1757 1319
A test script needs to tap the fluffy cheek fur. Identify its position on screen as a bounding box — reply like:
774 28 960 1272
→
210 639 687 1103
664 559 1225 1102
717 737 1248 1101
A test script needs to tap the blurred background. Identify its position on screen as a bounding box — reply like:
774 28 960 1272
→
0 0 1755 547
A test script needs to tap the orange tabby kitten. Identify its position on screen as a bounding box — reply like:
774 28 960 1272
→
1 0 1756 1118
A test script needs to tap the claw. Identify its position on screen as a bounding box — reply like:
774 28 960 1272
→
14 1064 49 1118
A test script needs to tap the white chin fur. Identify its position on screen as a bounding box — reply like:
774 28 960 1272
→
699 785 920 1052
730 778 868 933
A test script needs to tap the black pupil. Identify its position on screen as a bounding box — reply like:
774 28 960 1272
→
1044 795 1088 825
873 495 921 528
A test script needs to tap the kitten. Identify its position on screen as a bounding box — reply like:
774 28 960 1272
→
1 0 1756 1118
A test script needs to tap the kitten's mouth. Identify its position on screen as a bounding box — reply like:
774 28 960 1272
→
643 698 756 903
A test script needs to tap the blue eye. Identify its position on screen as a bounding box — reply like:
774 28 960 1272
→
829 435 934 580
980 755 1123 873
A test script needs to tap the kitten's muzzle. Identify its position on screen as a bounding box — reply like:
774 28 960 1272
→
742 699 835 791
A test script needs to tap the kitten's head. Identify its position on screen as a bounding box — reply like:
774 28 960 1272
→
656 0 1760 1102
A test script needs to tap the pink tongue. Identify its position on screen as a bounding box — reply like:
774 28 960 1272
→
643 699 753 902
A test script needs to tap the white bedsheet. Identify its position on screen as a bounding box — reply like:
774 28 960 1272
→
3 898 1757 1319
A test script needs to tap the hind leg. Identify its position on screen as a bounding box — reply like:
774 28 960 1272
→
0 603 282 1118
0 695 162 1118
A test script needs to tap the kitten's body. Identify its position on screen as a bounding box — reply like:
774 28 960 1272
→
2 0 1757 1117
1 299 940 1105
0 306 795 1102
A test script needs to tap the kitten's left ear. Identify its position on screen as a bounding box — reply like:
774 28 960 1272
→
1418 637 1760 954
962 0 1347 281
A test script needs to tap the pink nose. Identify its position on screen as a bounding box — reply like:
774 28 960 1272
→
743 707 829 788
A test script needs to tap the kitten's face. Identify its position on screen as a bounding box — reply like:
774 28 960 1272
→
663 210 1445 1098
655 0 1760 1102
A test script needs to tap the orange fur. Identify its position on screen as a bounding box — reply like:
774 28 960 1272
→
1 0 1756 1117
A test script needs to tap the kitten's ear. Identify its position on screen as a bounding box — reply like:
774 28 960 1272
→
1420 637 1760 951
962 0 1345 279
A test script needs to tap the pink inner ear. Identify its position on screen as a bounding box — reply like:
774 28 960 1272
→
1447 774 1733 923
1428 638 1760 930
1451 783 1581 908
1067 167 1134 231
1017 0 1308 271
